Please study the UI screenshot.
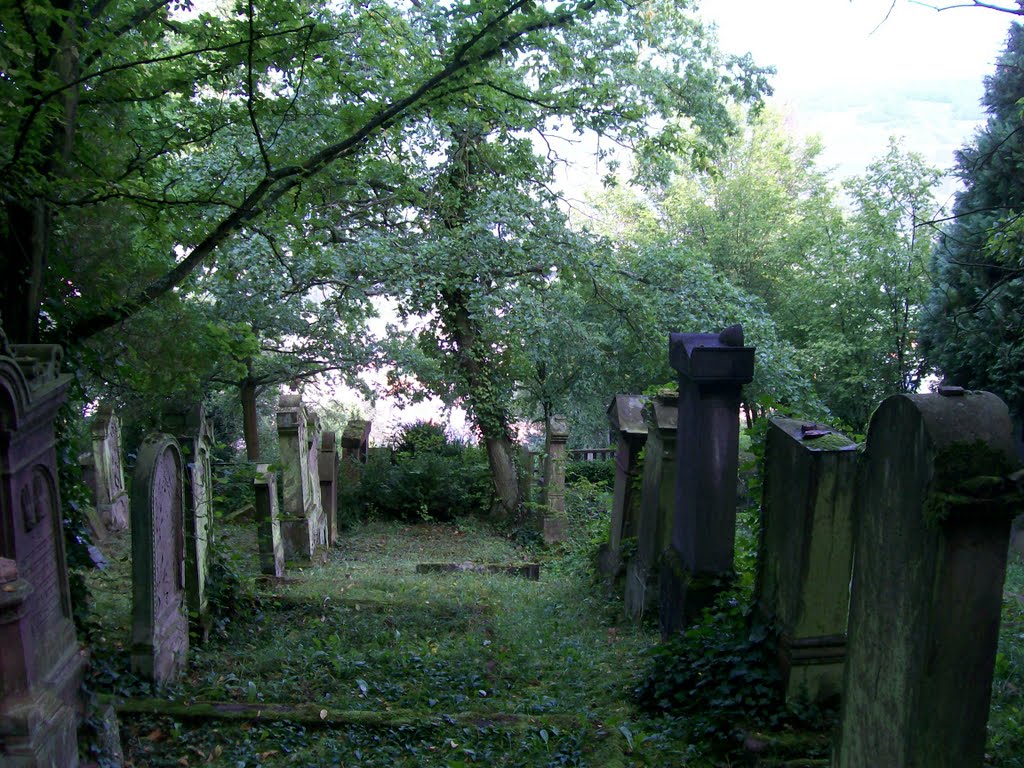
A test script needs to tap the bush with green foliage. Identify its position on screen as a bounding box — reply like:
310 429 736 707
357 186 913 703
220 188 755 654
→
347 421 492 522
565 458 614 489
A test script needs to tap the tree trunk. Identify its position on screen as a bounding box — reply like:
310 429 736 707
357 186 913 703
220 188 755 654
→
240 377 261 461
483 433 520 521
1 199 49 344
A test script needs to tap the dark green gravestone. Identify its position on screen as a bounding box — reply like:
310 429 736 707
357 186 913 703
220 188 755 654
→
754 418 858 704
623 392 677 622
0 346 85 767
600 394 648 578
277 395 324 563
662 326 755 633
834 391 1022 768
130 433 188 684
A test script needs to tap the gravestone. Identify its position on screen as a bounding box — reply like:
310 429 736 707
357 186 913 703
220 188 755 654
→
164 404 215 638
0 345 85 768
754 418 858 704
90 403 129 531
622 392 677 622
601 394 648 577
319 430 339 547
542 415 569 544
253 464 285 577
833 391 1022 768
130 433 188 684
661 325 755 632
76 450 108 542
341 419 371 465
277 395 326 562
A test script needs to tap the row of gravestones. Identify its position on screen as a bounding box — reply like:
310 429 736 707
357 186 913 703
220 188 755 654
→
0 342 371 767
601 327 1024 768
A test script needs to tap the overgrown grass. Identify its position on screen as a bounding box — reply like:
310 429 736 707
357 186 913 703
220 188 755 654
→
989 552 1024 767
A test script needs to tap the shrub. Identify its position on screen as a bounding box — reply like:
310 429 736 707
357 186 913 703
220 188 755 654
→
565 458 614 488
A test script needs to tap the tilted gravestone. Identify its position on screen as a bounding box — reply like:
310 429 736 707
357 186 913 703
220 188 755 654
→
164 404 215 639
754 418 858 704
319 430 339 547
253 464 284 577
622 392 677 622
130 433 189 684
661 325 755 632
277 395 327 562
834 390 1022 768
601 394 648 577
0 345 85 768
90 403 129 531
541 415 570 544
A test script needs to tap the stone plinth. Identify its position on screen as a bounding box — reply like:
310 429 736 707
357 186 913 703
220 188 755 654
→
91 403 129 531
130 434 188 684
754 419 858 704
833 391 1022 768
601 394 648 577
341 419 371 465
542 415 570 544
622 393 677 622
661 326 755 633
277 396 327 563
0 346 85 768
164 404 214 640
253 464 284 577
319 431 339 547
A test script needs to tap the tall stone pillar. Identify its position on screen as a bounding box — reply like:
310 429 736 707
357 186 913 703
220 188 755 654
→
622 392 677 621
834 390 1022 768
754 418 858 704
253 464 284 577
542 415 569 544
319 431 339 547
277 395 318 562
661 325 755 632
601 394 648 577
0 346 84 768
90 403 129 531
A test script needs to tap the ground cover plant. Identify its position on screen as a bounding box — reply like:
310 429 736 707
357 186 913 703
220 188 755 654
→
80 475 1024 767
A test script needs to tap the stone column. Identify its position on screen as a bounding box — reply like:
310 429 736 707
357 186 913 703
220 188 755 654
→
253 464 284 577
834 390 1022 768
130 433 188 684
622 392 677 622
90 403 129 531
0 346 85 768
164 404 214 640
305 412 325 552
754 418 858 704
542 415 569 544
662 325 755 632
319 431 339 547
277 395 315 562
601 394 648 577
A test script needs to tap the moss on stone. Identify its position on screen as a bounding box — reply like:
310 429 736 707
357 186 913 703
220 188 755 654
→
923 440 1022 525
801 432 855 451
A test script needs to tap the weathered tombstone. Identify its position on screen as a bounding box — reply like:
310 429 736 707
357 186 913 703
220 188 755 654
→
541 415 569 544
277 395 327 562
754 418 858 704
319 431 339 547
341 419 371 465
164 404 215 639
0 345 85 768
90 403 129 531
601 394 648 577
130 433 188 684
76 450 108 542
834 390 1022 768
661 326 755 632
623 392 677 622
253 464 285 577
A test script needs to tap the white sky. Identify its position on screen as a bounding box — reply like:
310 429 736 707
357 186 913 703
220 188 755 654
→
704 0 1014 181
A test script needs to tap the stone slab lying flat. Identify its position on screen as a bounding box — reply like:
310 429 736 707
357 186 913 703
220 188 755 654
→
415 562 540 580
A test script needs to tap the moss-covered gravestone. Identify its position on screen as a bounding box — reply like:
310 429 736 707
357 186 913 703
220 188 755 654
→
0 346 85 767
754 418 858 704
253 464 284 577
130 433 188 684
623 393 677 622
600 394 648 578
541 415 569 544
661 326 755 632
164 404 214 640
90 403 129 531
319 431 339 547
834 391 1022 768
277 395 326 563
